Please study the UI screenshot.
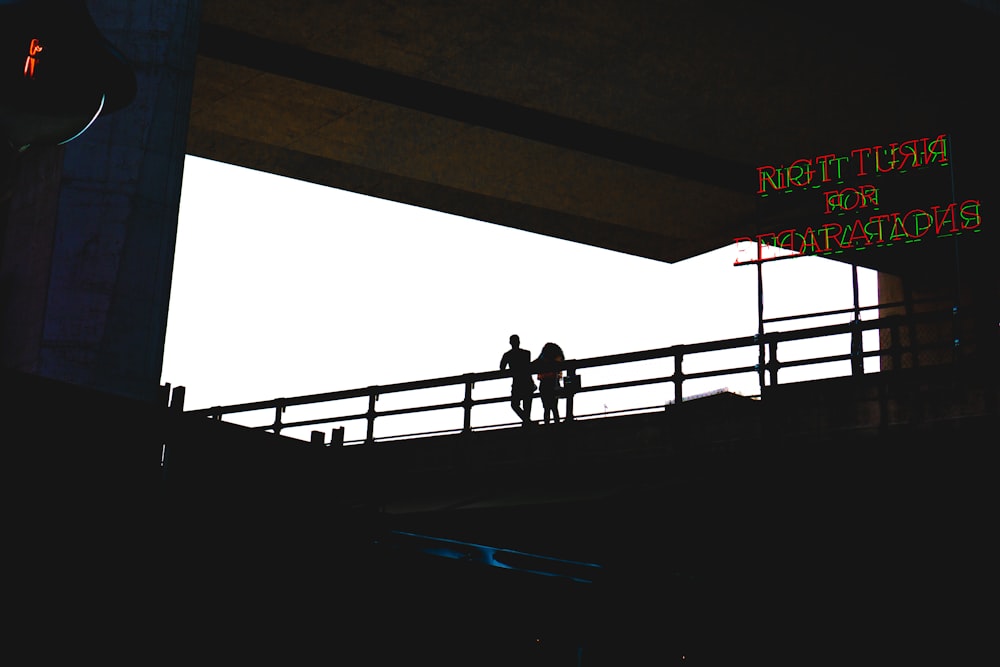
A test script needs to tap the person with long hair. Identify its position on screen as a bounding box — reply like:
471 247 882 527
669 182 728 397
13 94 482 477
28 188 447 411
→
534 342 564 424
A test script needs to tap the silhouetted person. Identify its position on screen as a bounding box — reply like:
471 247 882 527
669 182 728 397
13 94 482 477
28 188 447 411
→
534 342 564 424
500 334 535 425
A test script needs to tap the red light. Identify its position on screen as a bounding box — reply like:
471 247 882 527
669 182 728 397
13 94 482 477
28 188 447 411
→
23 38 43 79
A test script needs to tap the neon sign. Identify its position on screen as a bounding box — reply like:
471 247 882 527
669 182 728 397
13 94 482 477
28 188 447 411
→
755 135 950 194
23 38 43 79
735 133 984 264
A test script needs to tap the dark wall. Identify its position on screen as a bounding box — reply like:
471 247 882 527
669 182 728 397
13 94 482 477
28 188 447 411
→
1 1 202 402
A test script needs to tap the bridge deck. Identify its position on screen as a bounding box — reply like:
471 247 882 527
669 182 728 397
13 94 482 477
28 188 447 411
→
6 358 995 664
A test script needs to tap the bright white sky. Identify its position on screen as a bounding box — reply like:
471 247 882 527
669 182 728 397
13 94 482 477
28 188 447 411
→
161 156 877 442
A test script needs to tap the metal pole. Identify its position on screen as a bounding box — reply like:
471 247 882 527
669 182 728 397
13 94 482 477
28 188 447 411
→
564 365 577 421
674 352 684 405
273 402 284 435
462 377 474 433
948 134 962 364
768 340 780 387
757 259 766 393
851 263 863 376
366 390 378 444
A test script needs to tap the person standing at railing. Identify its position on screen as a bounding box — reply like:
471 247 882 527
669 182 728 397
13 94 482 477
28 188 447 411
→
500 334 535 425
534 342 564 424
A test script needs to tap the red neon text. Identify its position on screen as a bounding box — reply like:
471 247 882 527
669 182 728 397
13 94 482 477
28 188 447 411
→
24 38 43 79
824 185 879 214
757 134 949 195
733 199 981 264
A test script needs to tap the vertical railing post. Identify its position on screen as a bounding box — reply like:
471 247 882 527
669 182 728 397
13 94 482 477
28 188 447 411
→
852 263 863 376
564 365 577 421
462 375 474 433
768 340 780 387
851 318 864 377
756 334 766 395
757 260 766 395
365 388 378 445
674 351 684 405
273 400 285 435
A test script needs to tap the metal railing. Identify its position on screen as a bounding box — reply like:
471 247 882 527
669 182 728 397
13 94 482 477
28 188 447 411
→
181 304 981 445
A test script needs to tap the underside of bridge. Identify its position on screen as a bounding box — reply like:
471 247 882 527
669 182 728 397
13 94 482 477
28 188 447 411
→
189 0 997 285
3 0 997 394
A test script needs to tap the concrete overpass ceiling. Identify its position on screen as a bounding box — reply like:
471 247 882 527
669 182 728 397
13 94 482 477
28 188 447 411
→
187 0 998 273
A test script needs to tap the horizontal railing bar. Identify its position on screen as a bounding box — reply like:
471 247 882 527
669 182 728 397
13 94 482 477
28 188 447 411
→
574 363 759 395
769 310 958 343
189 373 492 417
682 365 759 382
207 334 772 420
778 353 854 369
252 418 357 432
375 399 465 419
249 410 370 431
253 394 530 434
575 376 671 394
869 296 955 311
765 321 856 342
762 295 953 325
181 307 979 443
763 303 878 324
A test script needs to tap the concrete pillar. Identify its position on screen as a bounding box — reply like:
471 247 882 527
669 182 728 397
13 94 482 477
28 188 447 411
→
0 0 202 402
